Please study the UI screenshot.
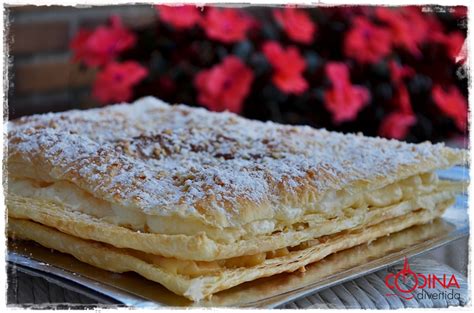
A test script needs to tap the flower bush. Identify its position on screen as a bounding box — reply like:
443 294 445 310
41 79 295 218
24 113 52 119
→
70 5 468 143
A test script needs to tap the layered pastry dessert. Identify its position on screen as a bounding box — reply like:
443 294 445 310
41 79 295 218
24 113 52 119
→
7 97 466 301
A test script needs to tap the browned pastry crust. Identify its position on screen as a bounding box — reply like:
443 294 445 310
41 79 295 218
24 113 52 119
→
8 201 450 301
7 181 462 260
8 97 465 228
6 97 467 300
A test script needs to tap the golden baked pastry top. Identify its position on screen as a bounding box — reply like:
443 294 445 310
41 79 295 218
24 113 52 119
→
7 97 467 300
8 97 465 230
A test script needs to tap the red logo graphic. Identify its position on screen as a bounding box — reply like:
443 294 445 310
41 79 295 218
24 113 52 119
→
385 257 460 301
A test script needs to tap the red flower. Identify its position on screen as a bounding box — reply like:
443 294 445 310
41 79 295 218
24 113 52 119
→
446 31 467 62
379 112 417 139
380 60 417 139
432 85 468 131
70 16 136 67
324 87 371 124
425 13 446 42
325 61 350 89
375 7 428 57
393 84 414 114
201 7 254 43
452 6 467 19
389 61 414 113
194 56 254 113
430 30 466 63
273 8 316 44
344 17 392 64
262 41 308 94
444 32 465 62
92 61 148 104
323 62 371 124
389 60 414 86
155 5 202 29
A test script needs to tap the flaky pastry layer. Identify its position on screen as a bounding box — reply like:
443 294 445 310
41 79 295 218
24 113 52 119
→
8 97 466 232
8 202 449 301
7 180 461 261
8 171 441 242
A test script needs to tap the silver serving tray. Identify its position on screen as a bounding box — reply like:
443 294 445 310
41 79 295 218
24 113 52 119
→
7 168 469 308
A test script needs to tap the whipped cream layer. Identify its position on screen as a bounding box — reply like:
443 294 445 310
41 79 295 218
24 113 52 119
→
9 172 439 243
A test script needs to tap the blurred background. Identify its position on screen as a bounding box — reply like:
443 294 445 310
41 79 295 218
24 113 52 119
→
5 4 468 145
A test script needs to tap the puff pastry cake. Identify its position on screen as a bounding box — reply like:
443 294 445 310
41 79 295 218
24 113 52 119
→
7 97 466 301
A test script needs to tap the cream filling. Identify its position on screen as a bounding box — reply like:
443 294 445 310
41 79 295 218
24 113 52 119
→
9 191 453 279
113 197 452 279
8 172 438 243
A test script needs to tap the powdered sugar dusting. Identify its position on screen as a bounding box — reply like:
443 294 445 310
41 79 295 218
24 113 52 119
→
8 97 461 226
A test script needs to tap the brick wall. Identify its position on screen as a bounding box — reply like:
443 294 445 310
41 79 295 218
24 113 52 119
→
6 5 156 119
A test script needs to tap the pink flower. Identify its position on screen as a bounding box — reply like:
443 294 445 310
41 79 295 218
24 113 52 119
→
432 85 468 131
379 112 417 139
70 16 136 67
201 7 254 43
194 56 254 113
344 17 392 64
262 41 308 94
92 61 148 104
273 8 316 44
155 5 202 29
323 62 371 124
